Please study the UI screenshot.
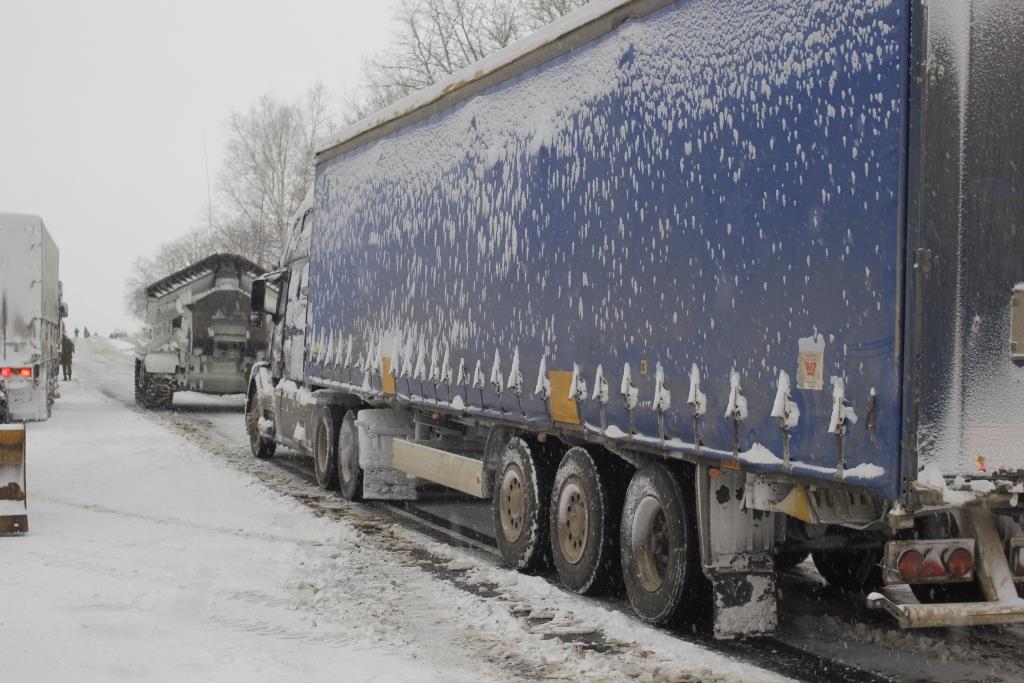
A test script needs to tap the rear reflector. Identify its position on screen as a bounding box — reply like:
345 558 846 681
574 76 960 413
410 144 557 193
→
18 368 32 378
0 367 32 379
0 368 10 378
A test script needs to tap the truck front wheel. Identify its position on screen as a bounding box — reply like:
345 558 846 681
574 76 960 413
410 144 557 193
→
620 463 702 626
549 447 621 594
246 399 276 459
337 411 363 501
313 411 339 490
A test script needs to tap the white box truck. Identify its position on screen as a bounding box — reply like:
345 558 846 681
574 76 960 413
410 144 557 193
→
0 213 64 421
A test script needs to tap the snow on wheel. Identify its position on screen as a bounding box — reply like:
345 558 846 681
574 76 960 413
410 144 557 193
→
337 410 363 501
493 437 551 571
549 446 621 594
620 463 701 625
313 411 338 490
246 397 276 459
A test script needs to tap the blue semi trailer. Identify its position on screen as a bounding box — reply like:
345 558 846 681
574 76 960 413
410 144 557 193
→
246 0 1024 635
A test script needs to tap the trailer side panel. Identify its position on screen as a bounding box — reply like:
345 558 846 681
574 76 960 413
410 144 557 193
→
309 0 911 499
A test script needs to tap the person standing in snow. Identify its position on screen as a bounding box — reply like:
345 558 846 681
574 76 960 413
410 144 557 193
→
61 335 75 380
83 327 90 338
74 327 80 339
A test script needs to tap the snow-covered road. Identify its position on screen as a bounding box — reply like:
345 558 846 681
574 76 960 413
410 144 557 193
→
8 338 1024 683
2 339 794 682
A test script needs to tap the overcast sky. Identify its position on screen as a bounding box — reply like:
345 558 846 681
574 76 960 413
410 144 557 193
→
0 0 400 333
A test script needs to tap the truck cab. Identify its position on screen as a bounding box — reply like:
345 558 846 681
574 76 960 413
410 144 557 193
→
246 200 358 471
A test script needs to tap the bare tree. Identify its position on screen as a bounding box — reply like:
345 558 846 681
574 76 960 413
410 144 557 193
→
124 85 334 319
347 0 586 120
219 83 334 266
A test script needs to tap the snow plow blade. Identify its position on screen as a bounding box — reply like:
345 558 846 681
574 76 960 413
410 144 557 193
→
0 425 28 535
867 593 1024 629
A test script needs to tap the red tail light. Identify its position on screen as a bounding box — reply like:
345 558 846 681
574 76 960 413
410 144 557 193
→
944 546 974 577
898 549 924 580
19 367 32 378
0 367 10 378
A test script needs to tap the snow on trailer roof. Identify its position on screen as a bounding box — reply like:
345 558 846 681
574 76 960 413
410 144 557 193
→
144 253 264 299
0 213 45 231
316 0 668 162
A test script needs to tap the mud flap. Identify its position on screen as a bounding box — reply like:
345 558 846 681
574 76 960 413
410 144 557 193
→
0 425 28 534
696 465 777 638
711 571 777 639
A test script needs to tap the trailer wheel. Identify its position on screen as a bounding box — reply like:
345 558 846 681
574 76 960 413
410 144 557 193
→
337 410 363 501
620 463 701 625
493 438 552 571
246 399 276 459
811 549 882 591
549 447 621 594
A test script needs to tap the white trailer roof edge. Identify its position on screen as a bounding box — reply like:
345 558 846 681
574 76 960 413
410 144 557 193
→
315 0 672 164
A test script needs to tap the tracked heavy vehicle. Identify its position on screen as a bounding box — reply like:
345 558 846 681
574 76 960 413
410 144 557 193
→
135 254 266 409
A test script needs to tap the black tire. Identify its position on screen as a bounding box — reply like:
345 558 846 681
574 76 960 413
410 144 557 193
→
313 411 339 490
774 550 810 571
493 437 553 572
134 361 144 407
620 463 703 626
911 582 983 604
811 549 883 592
549 447 621 594
337 410 363 501
246 396 276 459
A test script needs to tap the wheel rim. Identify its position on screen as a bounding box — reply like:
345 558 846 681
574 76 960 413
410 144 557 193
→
499 463 526 542
316 422 330 476
632 495 670 593
557 476 589 565
339 420 356 483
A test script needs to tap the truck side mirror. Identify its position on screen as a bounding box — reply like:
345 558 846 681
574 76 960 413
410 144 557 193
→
251 280 266 314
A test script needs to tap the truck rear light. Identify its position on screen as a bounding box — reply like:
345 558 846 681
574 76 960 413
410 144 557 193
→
944 546 973 577
898 549 924 580
18 367 32 378
920 548 947 579
0 368 10 378
1 367 32 379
